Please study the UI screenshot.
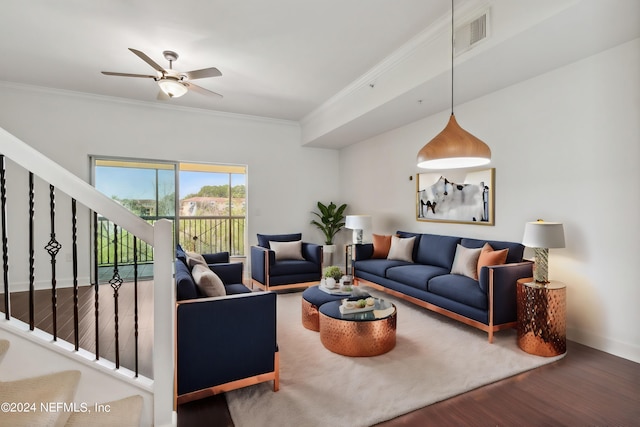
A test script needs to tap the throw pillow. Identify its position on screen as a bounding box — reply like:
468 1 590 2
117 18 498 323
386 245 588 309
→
191 264 226 297
476 243 509 278
372 234 392 258
450 244 482 280
387 235 415 262
269 240 305 261
66 395 143 427
186 251 207 268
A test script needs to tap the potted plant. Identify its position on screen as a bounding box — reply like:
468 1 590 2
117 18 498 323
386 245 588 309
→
323 265 343 289
311 201 347 264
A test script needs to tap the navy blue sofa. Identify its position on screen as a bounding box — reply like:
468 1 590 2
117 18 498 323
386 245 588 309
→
175 247 279 404
353 232 533 342
251 233 323 291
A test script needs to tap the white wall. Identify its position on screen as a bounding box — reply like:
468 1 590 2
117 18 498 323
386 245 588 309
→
339 38 640 363
0 85 341 290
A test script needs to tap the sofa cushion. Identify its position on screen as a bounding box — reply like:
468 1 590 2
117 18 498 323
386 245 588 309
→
176 260 199 300
450 244 482 280
270 259 318 276
415 234 461 269
270 240 305 261
476 243 509 278
192 264 227 297
186 251 208 268
225 283 253 295
176 244 188 265
396 231 422 261
461 238 524 264
257 233 302 249
387 235 415 262
372 234 392 258
355 258 412 277
386 264 449 291
428 274 488 310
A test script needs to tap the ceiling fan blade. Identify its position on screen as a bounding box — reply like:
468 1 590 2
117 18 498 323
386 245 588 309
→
129 48 166 73
157 90 170 101
184 67 222 80
187 83 223 98
102 71 156 79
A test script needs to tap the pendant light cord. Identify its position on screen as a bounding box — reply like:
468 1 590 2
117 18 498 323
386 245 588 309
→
451 0 454 116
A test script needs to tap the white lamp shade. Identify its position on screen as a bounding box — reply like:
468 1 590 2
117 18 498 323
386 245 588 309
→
522 221 565 249
158 78 188 98
345 215 372 230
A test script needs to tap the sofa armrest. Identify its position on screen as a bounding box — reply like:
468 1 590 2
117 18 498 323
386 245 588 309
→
301 242 322 266
203 252 230 264
209 262 243 285
484 261 534 325
354 243 374 261
251 245 273 284
176 292 277 396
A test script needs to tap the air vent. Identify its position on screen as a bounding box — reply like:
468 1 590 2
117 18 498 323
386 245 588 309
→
454 10 489 56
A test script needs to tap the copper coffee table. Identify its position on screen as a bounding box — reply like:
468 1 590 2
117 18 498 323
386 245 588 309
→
318 299 397 357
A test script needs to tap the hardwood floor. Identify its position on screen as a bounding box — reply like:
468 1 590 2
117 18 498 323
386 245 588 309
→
1 281 154 378
177 340 640 427
4 285 638 426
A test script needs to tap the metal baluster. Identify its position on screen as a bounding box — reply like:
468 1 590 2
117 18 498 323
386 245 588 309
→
93 211 99 360
45 185 62 341
133 237 139 377
72 199 79 351
0 156 9 320
109 223 123 369
29 172 35 330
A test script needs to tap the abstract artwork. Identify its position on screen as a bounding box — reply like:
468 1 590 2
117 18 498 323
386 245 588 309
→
416 168 494 225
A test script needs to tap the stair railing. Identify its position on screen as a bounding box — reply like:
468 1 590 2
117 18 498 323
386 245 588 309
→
0 127 173 426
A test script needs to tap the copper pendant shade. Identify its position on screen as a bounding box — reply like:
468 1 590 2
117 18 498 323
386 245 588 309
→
417 0 491 170
416 113 491 169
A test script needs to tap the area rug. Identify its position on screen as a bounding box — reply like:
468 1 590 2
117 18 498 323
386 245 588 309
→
226 287 564 427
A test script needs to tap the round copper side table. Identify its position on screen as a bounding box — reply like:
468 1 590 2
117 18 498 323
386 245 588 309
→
516 278 566 357
318 299 396 357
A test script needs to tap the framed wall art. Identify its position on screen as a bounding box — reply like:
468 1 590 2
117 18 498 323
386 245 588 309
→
416 168 494 225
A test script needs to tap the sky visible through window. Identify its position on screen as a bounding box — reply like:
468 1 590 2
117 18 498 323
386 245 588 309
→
95 167 235 200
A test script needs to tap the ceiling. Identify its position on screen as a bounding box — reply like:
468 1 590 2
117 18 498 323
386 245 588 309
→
1 0 639 148
0 0 449 119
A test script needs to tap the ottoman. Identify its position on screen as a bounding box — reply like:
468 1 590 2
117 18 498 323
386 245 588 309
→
301 286 346 331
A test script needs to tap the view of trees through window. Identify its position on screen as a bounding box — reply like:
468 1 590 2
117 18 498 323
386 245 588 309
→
93 159 246 271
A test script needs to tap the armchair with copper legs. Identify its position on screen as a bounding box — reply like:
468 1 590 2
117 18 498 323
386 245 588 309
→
251 233 323 291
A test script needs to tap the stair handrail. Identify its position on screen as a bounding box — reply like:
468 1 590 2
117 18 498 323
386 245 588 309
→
0 127 153 244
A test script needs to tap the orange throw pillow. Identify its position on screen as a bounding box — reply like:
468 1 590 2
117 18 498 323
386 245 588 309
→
372 234 392 259
476 243 509 278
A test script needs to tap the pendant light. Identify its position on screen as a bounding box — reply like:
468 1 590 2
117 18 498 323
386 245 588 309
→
417 0 491 169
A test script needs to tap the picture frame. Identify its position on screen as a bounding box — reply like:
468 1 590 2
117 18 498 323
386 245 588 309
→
416 168 494 225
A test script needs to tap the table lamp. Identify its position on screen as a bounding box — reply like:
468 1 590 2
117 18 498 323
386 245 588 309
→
522 220 565 284
345 215 372 244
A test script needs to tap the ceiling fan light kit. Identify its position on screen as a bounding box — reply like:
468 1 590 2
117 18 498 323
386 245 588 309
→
417 0 491 170
157 77 188 98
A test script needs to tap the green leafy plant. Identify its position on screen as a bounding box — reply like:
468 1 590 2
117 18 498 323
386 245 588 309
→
323 265 343 280
310 201 348 245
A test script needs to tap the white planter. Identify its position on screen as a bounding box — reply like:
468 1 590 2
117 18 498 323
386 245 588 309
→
323 244 336 266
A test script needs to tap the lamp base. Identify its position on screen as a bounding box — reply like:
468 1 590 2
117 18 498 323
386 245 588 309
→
352 229 363 245
533 247 549 284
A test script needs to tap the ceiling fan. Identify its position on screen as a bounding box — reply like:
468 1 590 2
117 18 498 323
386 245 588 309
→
102 48 223 99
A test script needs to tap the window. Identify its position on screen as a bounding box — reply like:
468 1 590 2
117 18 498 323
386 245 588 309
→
92 158 247 272
178 163 246 256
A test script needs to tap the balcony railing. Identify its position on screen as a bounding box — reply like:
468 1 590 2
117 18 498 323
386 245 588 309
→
96 215 245 269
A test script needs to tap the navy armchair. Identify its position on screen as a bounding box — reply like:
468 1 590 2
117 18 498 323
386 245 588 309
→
175 246 279 404
251 233 322 291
